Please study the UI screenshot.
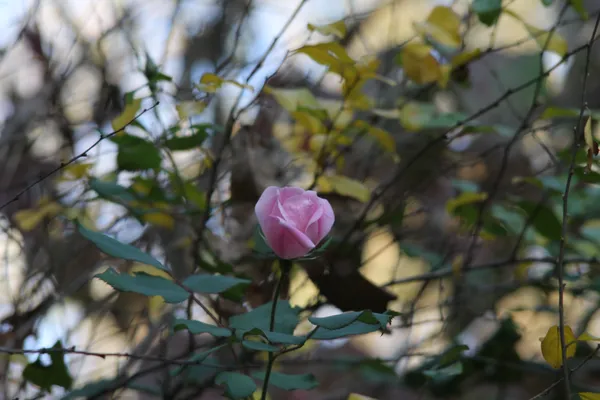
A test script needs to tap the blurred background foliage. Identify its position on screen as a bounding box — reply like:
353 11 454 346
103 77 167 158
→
1 0 600 399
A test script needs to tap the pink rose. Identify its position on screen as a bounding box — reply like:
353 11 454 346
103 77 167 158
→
254 186 335 260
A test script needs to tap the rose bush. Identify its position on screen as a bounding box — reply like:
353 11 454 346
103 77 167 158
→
254 186 335 259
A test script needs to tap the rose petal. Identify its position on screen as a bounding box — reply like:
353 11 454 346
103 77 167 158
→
275 218 315 259
279 187 305 202
304 193 324 243
260 215 285 256
315 198 335 243
278 193 319 231
255 187 280 230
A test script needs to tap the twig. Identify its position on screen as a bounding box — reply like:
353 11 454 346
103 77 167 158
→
529 345 600 400
555 12 600 399
261 259 291 400
0 102 160 213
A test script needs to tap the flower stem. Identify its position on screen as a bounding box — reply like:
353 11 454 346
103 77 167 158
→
261 259 291 400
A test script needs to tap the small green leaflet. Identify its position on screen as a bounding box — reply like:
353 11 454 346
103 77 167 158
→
77 222 168 271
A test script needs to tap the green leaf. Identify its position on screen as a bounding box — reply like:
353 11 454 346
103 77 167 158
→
170 345 226 378
252 371 319 391
23 341 73 392
439 344 469 366
242 340 279 352
516 200 562 241
310 311 395 340
111 134 161 171
95 268 188 303
541 0 553 5
173 319 232 337
262 331 307 345
229 300 301 334
89 178 135 203
311 321 386 340
61 379 162 399
215 372 257 399
164 131 208 151
423 362 463 383
357 359 398 383
78 222 167 271
472 0 503 26
182 274 251 294
309 310 389 330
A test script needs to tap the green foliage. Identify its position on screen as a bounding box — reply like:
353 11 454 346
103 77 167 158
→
23 341 73 392
173 319 233 337
24 3 600 399
182 274 251 295
310 311 393 340
78 222 168 271
472 0 503 26
229 301 301 335
215 372 257 399
111 133 162 171
95 268 188 303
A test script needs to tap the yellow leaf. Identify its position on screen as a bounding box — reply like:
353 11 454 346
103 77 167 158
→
290 110 326 134
526 24 568 57
446 192 488 214
372 109 400 119
354 121 396 153
14 199 63 231
580 393 600 400
347 394 378 400
317 175 370 202
130 263 173 280
176 101 207 119
296 42 354 64
263 86 322 113
197 73 253 93
541 325 576 369
309 134 332 154
413 6 462 48
578 332 600 341
584 113 594 150
142 212 175 230
451 48 482 68
438 64 452 89
252 390 272 400
319 99 354 129
307 20 347 38
400 43 443 85
59 163 92 181
112 97 142 132
346 92 373 110
515 261 533 282
295 42 355 78
452 254 464 278
504 10 568 57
